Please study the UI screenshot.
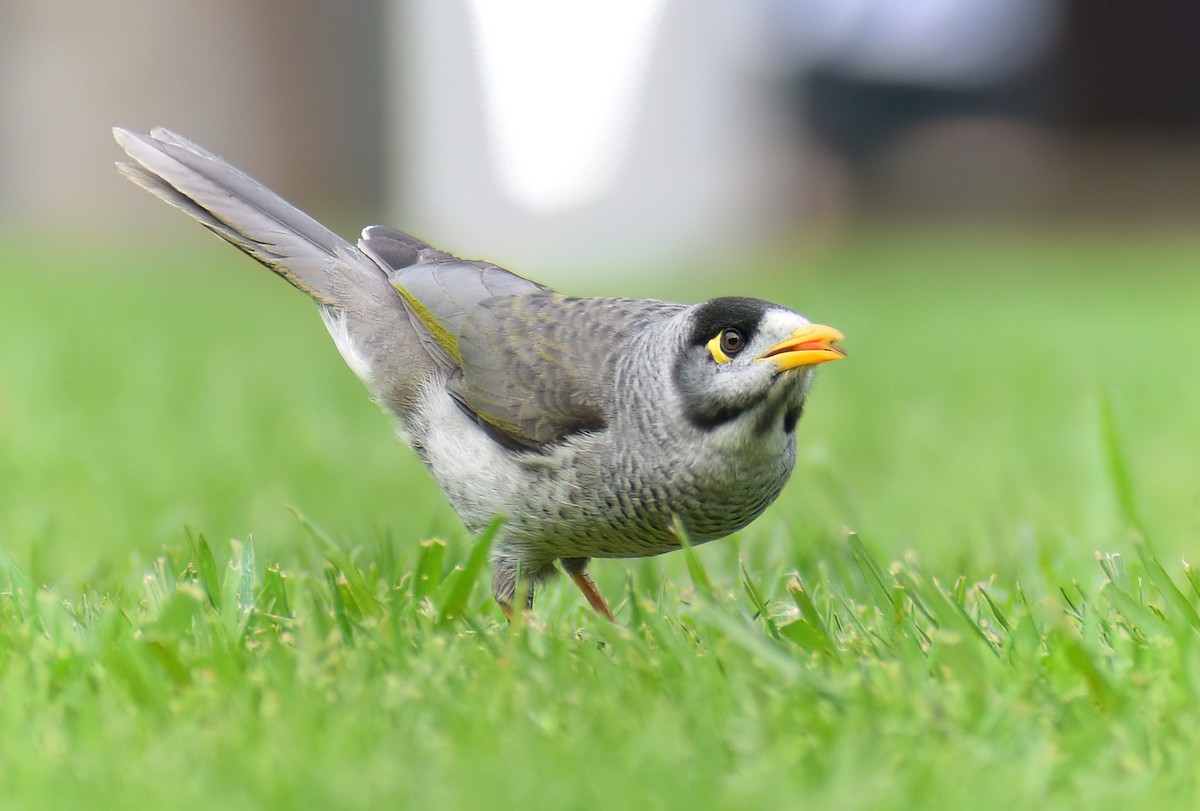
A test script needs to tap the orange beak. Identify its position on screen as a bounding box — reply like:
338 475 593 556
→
756 323 846 372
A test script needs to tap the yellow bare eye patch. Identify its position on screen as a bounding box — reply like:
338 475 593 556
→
706 334 733 364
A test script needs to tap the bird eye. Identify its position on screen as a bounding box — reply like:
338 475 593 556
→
720 328 744 355
705 326 748 364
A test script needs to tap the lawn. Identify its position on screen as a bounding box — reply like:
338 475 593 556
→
0 228 1198 809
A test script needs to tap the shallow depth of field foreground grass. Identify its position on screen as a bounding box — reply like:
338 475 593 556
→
1 230 1199 809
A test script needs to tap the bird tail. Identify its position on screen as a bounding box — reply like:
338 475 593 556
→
114 127 431 411
114 126 386 307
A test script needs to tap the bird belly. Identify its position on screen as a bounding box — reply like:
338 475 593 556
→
411 390 795 563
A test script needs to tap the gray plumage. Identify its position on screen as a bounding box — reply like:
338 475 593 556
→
115 127 845 617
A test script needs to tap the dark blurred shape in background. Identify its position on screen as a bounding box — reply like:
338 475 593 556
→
787 0 1200 228
0 0 1197 273
1062 0 1200 130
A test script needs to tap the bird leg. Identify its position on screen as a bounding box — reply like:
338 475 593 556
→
495 556 614 621
492 556 537 619
560 557 615 621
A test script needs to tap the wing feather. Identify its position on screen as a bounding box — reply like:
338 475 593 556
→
453 295 682 447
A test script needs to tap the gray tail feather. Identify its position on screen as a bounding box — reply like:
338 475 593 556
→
114 127 382 306
115 127 436 412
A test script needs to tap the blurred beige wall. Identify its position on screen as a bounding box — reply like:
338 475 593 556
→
0 0 385 236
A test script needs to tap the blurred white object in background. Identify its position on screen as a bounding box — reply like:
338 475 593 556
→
467 0 667 213
390 0 791 277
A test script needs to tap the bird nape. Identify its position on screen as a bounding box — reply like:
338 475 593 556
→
114 127 846 621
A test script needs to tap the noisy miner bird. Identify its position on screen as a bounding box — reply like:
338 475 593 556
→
114 127 845 620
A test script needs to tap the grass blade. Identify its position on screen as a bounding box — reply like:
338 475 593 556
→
1098 390 1148 539
739 562 781 639
437 517 502 625
784 577 839 659
674 516 714 601
414 538 447 602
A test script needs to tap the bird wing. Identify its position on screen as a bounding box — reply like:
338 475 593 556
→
360 226 680 449
359 225 548 372
452 294 673 449
454 294 684 449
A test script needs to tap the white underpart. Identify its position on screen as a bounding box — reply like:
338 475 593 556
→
319 307 374 385
413 387 522 533
408 379 600 545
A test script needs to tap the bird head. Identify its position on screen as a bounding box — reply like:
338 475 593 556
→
671 297 845 433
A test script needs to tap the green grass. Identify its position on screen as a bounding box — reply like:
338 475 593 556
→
1 229 1200 809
